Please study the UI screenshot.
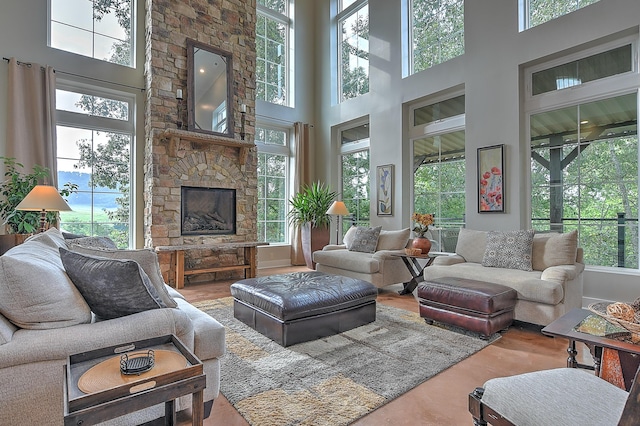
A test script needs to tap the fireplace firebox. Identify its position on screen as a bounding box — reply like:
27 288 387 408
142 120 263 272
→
181 186 236 235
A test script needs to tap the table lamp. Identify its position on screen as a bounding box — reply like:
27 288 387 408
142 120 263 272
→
326 201 350 244
16 185 72 233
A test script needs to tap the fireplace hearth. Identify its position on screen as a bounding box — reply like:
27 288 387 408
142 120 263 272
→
181 186 236 236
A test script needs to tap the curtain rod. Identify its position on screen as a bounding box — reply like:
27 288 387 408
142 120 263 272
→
255 113 314 127
3 57 145 92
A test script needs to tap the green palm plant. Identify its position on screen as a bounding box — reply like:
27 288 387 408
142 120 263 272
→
287 182 337 229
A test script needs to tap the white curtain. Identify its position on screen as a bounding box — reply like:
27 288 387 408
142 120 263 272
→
6 57 57 185
290 122 311 265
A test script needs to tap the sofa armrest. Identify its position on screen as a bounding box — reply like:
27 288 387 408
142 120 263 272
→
0 314 17 345
322 244 347 251
372 249 405 260
0 307 196 369
432 254 466 266
541 263 585 283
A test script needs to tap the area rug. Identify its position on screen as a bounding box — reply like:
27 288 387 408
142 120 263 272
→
193 298 496 426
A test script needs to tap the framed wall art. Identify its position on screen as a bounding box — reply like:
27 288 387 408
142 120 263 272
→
477 144 505 213
377 164 393 216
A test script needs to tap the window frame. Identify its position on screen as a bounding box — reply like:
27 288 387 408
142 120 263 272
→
407 0 465 75
256 2 292 106
337 0 369 103
524 37 640 271
409 91 466 252
55 79 135 247
48 0 136 68
519 0 601 32
339 121 371 234
255 124 291 245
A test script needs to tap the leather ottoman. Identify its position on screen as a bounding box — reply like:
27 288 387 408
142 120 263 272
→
230 271 378 346
417 277 517 338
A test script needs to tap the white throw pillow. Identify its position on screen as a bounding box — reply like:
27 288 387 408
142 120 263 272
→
531 230 578 271
455 228 487 263
0 228 92 329
376 228 411 250
343 226 358 249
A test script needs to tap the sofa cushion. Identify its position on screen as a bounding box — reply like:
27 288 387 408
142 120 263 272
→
343 225 357 249
349 226 382 253
377 228 411 251
425 263 564 305
59 248 167 320
455 228 487 263
68 246 178 308
312 249 380 274
482 230 534 272
532 230 578 271
0 228 92 329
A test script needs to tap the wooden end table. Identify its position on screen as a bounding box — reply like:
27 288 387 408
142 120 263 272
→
64 335 206 426
542 308 640 390
391 252 444 295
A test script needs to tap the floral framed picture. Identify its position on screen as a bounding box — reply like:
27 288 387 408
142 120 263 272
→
377 164 393 216
477 144 505 213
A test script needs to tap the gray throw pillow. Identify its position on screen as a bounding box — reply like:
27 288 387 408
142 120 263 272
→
348 226 382 253
482 229 535 271
68 246 178 308
59 248 167 320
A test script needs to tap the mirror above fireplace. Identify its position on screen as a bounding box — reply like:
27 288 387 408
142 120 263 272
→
187 39 233 138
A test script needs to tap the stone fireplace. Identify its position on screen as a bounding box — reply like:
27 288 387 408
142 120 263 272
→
144 1 257 283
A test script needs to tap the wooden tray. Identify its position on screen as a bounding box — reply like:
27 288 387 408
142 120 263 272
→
65 335 202 413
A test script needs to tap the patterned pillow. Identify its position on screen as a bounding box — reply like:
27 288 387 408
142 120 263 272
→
67 236 118 249
348 226 382 253
482 230 535 271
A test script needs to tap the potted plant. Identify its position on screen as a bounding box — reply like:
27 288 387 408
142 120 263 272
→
0 157 76 251
411 212 435 254
287 181 336 269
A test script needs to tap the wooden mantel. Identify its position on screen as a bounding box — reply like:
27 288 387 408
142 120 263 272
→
159 129 255 165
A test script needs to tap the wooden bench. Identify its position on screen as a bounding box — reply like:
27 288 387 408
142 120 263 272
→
156 242 268 289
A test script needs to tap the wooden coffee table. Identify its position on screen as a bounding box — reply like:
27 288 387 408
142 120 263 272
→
542 308 640 389
63 335 206 426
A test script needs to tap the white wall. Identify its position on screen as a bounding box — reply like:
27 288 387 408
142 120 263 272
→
256 0 318 266
0 0 146 246
313 0 640 304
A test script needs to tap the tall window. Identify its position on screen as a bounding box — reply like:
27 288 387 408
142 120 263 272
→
528 40 639 269
49 0 134 67
520 0 600 30
56 84 133 248
256 0 290 105
411 95 465 252
338 0 369 102
340 123 370 236
256 126 290 243
409 0 464 74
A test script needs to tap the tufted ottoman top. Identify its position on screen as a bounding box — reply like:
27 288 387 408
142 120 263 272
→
230 271 377 321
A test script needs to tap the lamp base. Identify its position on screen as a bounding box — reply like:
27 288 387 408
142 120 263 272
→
39 210 47 233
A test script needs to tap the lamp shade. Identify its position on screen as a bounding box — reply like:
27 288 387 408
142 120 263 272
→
326 201 350 216
16 185 72 212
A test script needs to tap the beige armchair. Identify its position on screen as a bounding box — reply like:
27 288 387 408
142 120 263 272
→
313 228 414 289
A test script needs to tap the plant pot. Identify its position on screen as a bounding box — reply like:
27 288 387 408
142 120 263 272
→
411 237 432 255
301 222 330 270
0 233 31 256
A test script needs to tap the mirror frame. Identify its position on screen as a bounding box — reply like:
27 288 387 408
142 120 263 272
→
186 39 234 138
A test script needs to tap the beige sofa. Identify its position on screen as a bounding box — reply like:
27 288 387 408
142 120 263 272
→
0 228 225 425
313 227 414 288
424 228 584 326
